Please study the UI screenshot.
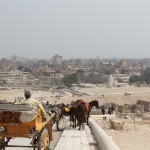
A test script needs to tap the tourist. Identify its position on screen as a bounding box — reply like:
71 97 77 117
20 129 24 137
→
101 105 105 115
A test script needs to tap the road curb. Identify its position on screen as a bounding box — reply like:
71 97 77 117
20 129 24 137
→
89 118 120 150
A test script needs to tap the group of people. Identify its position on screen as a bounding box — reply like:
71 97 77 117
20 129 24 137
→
101 104 114 115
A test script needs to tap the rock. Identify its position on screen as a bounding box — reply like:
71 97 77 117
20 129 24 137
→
142 114 150 120
111 119 124 130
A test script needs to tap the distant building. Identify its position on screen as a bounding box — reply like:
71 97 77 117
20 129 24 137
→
50 73 64 80
51 54 63 68
0 69 36 87
117 60 129 69
74 66 88 71
75 59 86 67
0 70 23 84
109 74 130 87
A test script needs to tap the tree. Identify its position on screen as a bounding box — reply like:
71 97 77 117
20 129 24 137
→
84 74 108 84
141 67 150 84
18 66 24 71
102 65 114 75
76 69 84 83
24 67 32 73
129 75 142 83
63 73 78 87
121 68 129 74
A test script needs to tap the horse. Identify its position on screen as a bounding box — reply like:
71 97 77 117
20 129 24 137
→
80 100 99 125
69 106 77 128
59 103 70 117
43 101 62 131
70 99 99 129
59 103 77 128
69 100 81 128
75 104 86 130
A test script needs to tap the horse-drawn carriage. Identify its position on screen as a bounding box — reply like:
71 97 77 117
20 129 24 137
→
0 103 55 150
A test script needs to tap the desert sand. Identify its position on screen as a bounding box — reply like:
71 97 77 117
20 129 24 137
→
0 86 150 150
2 86 150 105
92 114 150 150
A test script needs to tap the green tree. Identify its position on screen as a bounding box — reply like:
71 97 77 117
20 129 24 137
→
18 66 24 71
24 67 32 73
102 65 114 75
84 74 108 84
121 68 129 74
141 67 150 84
76 69 84 83
129 75 142 83
63 73 78 87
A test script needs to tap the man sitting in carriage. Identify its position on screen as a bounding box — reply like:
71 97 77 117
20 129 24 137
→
20 90 47 119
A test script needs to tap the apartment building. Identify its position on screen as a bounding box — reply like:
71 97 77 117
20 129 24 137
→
109 74 130 87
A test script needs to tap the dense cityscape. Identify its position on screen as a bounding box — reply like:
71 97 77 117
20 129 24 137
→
0 54 150 89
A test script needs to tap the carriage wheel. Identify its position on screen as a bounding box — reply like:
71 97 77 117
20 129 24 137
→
38 128 50 150
0 137 5 150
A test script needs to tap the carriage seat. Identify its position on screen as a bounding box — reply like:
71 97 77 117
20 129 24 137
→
0 104 38 123
0 103 37 111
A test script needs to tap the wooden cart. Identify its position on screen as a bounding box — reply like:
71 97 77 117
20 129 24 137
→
0 104 55 150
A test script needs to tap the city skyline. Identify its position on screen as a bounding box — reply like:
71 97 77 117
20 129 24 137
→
0 1 150 59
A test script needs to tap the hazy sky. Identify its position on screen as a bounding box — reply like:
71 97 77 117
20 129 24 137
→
0 0 150 59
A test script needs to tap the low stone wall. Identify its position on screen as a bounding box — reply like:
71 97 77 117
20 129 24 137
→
89 118 120 150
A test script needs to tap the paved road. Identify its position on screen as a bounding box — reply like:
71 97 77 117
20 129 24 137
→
54 122 99 150
50 117 69 150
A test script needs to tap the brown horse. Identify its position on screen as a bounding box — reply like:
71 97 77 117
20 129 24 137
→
70 100 87 130
59 102 78 128
60 100 99 130
69 100 83 129
75 104 86 130
69 105 77 128
69 100 99 130
79 100 99 125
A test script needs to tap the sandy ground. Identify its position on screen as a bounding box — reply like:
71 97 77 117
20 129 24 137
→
92 115 150 150
1 86 150 150
107 123 150 150
1 86 150 105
